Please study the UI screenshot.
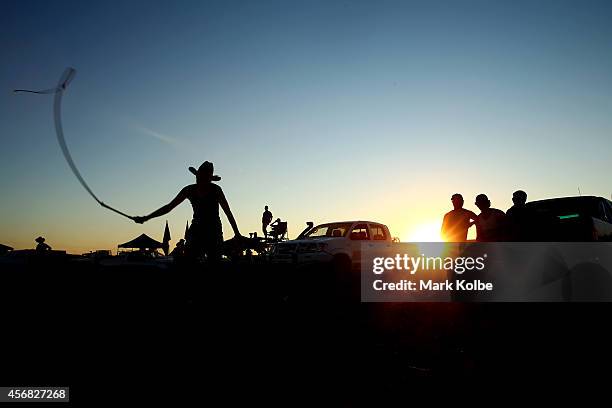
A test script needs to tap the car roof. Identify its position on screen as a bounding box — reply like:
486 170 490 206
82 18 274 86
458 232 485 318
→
542 195 600 199
526 196 601 205
316 221 385 225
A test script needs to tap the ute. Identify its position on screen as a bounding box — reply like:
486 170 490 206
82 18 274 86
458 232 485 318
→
525 196 612 241
271 220 394 269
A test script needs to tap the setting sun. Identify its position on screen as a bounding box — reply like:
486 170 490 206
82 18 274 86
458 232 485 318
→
404 221 443 242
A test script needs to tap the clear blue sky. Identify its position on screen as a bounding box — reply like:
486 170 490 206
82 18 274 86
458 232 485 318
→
1 0 611 251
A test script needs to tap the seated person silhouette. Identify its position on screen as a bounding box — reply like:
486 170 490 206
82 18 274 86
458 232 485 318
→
441 194 477 242
170 239 186 257
268 218 287 240
475 194 507 242
35 236 51 253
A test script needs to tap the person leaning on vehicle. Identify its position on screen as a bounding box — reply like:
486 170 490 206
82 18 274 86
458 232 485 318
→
506 190 534 241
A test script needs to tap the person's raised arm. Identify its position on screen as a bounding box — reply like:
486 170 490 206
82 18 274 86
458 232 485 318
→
218 188 241 237
133 186 189 224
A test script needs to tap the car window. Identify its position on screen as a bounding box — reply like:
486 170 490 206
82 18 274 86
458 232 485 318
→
369 224 387 240
606 200 612 221
597 201 610 222
602 201 612 224
350 224 370 240
305 223 352 238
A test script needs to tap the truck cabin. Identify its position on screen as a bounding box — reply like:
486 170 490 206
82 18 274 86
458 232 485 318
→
303 222 389 241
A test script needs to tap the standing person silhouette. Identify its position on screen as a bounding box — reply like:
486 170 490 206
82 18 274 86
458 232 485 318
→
262 205 273 238
133 161 241 264
474 194 507 242
441 194 478 242
506 190 532 241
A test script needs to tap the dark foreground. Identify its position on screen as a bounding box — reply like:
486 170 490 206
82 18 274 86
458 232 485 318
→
1 258 612 403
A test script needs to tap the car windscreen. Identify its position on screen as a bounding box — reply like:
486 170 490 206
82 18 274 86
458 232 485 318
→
304 223 353 239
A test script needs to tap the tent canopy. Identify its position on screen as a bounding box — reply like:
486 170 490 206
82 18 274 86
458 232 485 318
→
0 243 13 252
118 234 163 249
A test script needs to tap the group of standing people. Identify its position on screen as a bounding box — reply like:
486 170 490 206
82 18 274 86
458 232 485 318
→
441 190 532 242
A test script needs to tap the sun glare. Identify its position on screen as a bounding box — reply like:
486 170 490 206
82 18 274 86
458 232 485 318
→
404 221 443 242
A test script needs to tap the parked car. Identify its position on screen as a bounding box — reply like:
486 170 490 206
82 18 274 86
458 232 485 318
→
525 196 612 241
271 221 394 269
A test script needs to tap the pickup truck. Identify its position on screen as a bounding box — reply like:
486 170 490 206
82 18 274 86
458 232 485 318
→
525 196 612 241
271 220 394 269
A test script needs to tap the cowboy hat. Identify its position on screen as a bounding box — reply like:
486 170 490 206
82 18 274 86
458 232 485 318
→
188 161 221 181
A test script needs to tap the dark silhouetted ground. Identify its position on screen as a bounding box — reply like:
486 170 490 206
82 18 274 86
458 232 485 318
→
1 256 611 402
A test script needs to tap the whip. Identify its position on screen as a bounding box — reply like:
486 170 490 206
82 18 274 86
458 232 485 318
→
14 68 134 220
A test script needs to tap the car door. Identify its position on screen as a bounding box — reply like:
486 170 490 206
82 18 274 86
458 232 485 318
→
349 223 370 262
369 223 392 250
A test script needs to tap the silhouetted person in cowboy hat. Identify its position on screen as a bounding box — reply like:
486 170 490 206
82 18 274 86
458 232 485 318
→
441 193 478 242
474 194 507 242
35 236 51 253
133 161 241 263
262 205 273 238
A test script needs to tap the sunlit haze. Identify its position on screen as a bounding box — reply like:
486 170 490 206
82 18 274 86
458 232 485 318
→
1 1 611 253
404 220 445 243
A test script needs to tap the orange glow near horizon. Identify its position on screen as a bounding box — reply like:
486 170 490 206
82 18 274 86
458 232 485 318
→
403 220 443 243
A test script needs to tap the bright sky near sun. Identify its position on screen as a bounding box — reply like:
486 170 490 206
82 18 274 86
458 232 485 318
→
1 0 611 252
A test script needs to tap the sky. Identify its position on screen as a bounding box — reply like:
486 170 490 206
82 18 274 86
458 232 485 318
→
1 0 611 253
